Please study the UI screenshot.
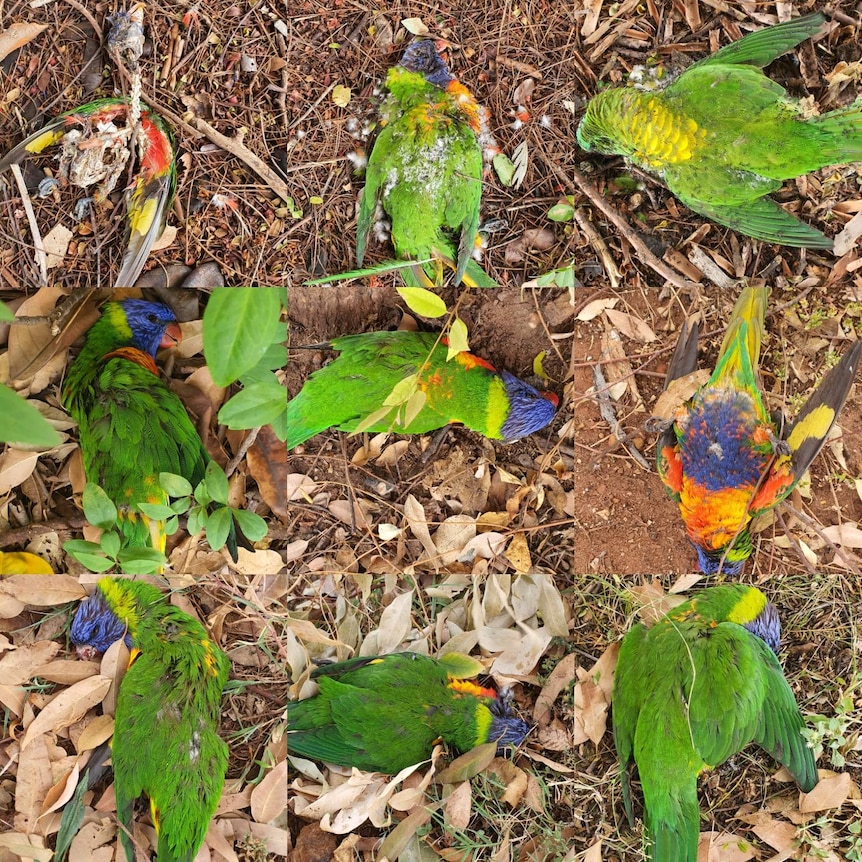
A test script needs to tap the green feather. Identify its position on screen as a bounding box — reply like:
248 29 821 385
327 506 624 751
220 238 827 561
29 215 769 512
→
577 13 861 247
613 584 817 862
288 652 527 774
97 578 229 862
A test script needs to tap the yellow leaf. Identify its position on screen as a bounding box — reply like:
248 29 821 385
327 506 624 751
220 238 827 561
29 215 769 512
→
332 84 351 107
446 317 470 360
396 287 447 318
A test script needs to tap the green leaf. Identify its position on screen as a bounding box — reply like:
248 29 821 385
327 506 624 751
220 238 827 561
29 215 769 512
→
546 197 575 222
446 317 470 360
115 547 166 575
0 301 14 322
232 508 268 542
188 505 207 536
402 389 427 427
493 152 516 187
159 472 193 498
100 531 121 558
351 403 395 435
138 502 175 520
304 259 422 284
396 287 447 318
204 287 284 386
218 378 287 430
383 373 419 407
82 484 118 530
63 541 115 572
0 385 62 447
205 506 232 551
205 461 230 506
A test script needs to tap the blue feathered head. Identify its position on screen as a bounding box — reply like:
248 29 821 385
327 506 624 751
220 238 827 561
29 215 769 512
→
119 299 181 358
499 372 558 442
400 41 454 88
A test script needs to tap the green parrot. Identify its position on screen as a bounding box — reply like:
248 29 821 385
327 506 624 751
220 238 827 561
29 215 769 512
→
353 40 498 287
613 584 818 862
62 299 246 568
576 13 862 248
0 97 176 286
69 577 229 862
287 330 558 450
288 652 530 773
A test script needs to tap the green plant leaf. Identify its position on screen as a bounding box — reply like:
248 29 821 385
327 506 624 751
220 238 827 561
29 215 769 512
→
203 287 285 386
205 461 230 506
0 385 62 447
219 378 287 430
206 506 232 552
82 484 118 530
233 508 268 542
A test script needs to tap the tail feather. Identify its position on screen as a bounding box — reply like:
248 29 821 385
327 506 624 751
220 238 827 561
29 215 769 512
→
810 103 862 165
645 783 700 862
713 284 769 387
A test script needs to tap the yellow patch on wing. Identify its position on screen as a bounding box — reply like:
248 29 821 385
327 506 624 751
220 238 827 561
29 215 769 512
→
786 404 836 452
127 190 159 237
201 638 220 676
25 129 65 154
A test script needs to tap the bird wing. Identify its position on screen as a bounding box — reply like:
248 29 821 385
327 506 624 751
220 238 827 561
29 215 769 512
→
612 623 646 827
752 639 818 791
751 340 862 515
690 12 826 70
673 185 833 249
114 114 176 288
686 623 768 768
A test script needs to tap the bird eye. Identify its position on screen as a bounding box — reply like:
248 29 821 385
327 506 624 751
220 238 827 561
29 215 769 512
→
147 313 158 323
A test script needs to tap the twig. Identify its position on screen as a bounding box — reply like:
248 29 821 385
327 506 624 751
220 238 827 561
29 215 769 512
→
570 163 701 290
226 426 260 477
9 164 48 287
591 361 650 469
573 206 620 288
189 116 291 202
540 152 700 291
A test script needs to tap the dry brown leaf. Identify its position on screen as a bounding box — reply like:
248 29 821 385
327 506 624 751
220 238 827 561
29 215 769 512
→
250 759 288 824
1 574 86 605
0 641 60 686
76 714 114 752
697 831 755 862
436 742 498 784
605 308 658 343
0 22 48 62
247 425 288 520
21 674 112 750
0 448 40 496
504 532 532 573
800 772 852 812
33 660 98 686
43 224 74 269
533 653 576 725
443 777 472 831
574 669 609 745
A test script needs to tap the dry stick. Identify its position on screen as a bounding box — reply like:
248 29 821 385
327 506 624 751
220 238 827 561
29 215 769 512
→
541 155 700 291
9 164 48 287
226 425 260 477
573 207 620 288
189 117 291 203
115 60 292 205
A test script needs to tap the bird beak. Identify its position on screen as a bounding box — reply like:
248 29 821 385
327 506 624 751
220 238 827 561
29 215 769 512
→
159 321 183 349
